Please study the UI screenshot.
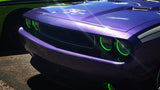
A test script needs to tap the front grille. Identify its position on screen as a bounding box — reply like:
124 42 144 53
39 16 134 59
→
39 23 95 49
23 19 132 62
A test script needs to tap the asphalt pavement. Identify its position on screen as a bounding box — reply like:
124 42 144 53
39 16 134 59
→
0 47 70 90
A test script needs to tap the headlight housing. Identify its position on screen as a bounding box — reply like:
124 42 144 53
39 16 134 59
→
99 36 132 62
25 18 39 31
24 18 39 37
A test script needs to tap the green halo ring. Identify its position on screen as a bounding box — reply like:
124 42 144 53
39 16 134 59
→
32 20 39 31
100 36 112 51
104 82 115 90
25 18 30 29
116 40 130 56
108 83 115 90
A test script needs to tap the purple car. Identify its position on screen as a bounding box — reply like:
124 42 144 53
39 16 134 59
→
19 0 160 90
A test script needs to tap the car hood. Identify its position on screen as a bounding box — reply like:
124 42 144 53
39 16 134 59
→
32 1 160 32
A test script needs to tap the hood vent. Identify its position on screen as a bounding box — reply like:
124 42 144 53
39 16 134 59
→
132 7 151 11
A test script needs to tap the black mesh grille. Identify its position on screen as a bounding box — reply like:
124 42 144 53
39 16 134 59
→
39 23 95 49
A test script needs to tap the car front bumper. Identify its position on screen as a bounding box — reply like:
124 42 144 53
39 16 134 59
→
18 27 153 89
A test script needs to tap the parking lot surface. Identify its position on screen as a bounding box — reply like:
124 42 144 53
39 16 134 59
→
0 50 70 90
0 54 38 90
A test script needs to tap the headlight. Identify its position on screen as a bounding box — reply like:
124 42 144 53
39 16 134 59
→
115 40 130 56
100 36 113 51
25 18 31 28
25 18 39 31
24 18 39 37
99 36 132 62
32 20 39 31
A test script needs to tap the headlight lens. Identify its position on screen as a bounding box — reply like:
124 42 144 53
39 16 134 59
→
100 36 113 51
25 18 31 29
32 20 39 31
115 40 130 56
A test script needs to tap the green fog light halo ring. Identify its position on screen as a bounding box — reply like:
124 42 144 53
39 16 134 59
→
108 83 115 90
25 18 31 28
104 82 115 90
100 36 113 51
116 40 130 56
32 20 39 31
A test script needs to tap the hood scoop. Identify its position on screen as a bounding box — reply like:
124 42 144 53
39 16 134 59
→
132 6 151 11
